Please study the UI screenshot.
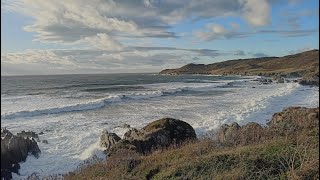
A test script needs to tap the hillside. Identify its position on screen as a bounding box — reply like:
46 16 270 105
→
160 50 319 78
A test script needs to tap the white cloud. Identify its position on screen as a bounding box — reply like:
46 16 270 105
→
194 23 317 41
1 48 235 75
193 23 246 41
239 0 271 26
5 0 272 47
83 34 123 51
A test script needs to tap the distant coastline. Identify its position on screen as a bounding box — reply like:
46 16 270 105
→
160 49 317 74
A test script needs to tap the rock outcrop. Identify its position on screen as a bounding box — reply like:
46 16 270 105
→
100 130 121 151
100 118 197 155
267 107 319 137
218 122 264 146
299 68 319 86
1 129 41 180
16 130 40 142
218 107 319 146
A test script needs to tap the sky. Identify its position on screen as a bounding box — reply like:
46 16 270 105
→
1 0 319 75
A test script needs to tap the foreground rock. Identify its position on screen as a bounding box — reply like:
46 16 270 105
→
1 129 41 180
218 107 319 146
100 118 197 155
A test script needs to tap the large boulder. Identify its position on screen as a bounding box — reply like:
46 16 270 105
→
102 118 197 155
1 129 41 180
299 76 319 86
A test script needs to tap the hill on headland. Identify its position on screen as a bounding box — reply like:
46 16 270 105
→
160 49 319 78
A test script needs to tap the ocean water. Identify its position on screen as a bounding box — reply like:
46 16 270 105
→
1 73 319 179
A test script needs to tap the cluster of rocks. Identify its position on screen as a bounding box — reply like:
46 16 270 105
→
100 107 319 156
258 78 273 84
1 129 42 180
217 107 319 146
299 70 319 86
100 118 197 155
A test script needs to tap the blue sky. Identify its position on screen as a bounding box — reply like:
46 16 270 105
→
1 0 319 75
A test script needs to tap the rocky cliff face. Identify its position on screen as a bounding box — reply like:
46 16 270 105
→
1 129 41 180
160 50 319 85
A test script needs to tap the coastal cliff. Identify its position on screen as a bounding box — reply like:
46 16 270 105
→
160 50 319 85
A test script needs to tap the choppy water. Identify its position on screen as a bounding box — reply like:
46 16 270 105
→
1 73 318 179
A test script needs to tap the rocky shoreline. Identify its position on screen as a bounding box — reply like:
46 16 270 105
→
1 105 319 179
0 130 48 179
65 106 319 179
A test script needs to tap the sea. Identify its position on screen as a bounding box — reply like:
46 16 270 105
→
1 73 319 179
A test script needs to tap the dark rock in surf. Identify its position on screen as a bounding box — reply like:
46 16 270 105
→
1 129 41 180
17 130 40 142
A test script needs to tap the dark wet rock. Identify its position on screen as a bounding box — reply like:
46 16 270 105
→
299 76 319 86
105 118 197 155
42 140 48 144
259 78 272 84
100 130 121 151
1 129 41 180
273 76 285 83
39 132 44 135
299 68 319 86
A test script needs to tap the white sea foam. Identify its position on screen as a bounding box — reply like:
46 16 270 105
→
1 82 230 119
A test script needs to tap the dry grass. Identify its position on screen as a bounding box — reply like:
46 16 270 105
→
65 134 319 180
